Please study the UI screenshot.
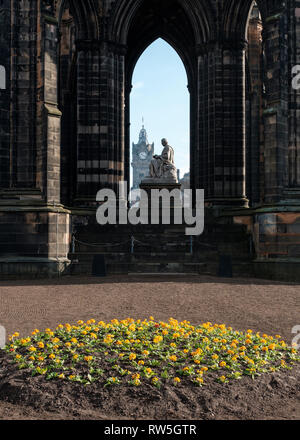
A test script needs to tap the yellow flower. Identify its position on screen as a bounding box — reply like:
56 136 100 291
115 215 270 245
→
129 353 137 361
153 335 163 344
195 377 204 384
59 374 65 379
49 354 56 359
138 360 144 365
28 346 36 352
219 361 226 367
52 338 60 344
173 377 181 383
169 355 177 362
37 342 44 349
84 356 93 362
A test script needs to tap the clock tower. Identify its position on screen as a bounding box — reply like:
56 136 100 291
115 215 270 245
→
131 124 154 190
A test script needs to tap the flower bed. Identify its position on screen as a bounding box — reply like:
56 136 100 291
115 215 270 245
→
4 317 300 388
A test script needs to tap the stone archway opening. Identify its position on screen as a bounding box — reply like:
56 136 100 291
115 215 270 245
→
129 38 190 199
120 0 201 203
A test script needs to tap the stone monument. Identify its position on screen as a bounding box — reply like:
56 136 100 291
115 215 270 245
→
140 138 180 186
140 139 182 218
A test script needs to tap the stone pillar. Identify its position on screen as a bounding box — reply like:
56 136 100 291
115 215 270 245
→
262 13 289 204
288 5 300 194
0 0 11 190
196 41 248 208
9 0 39 190
36 14 62 204
0 3 70 278
75 40 126 205
246 13 264 206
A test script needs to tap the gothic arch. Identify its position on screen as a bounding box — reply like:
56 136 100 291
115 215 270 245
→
57 0 101 40
222 0 267 41
108 0 216 47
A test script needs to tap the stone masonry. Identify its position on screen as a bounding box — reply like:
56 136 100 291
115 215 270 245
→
0 0 300 280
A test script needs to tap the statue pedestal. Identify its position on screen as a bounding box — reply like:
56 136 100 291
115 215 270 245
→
139 179 182 224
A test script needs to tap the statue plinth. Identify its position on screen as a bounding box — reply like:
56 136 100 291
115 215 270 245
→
140 177 180 188
138 138 183 220
140 179 181 191
139 179 183 218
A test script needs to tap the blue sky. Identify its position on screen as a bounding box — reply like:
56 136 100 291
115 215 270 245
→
130 38 190 180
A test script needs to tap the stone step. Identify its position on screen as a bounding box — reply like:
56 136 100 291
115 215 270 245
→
67 260 254 277
68 261 215 275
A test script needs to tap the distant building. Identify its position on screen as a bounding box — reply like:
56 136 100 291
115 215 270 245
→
180 172 190 190
131 125 154 190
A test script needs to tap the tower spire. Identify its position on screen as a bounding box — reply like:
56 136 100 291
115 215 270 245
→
138 118 148 144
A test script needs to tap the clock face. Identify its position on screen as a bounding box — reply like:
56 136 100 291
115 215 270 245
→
139 151 147 160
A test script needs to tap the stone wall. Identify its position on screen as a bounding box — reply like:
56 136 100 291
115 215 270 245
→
0 0 300 280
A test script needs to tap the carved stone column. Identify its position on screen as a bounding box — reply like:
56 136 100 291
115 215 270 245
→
74 40 126 206
196 40 248 208
262 13 289 203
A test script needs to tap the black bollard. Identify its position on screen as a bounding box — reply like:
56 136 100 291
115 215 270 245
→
92 255 107 277
218 255 233 278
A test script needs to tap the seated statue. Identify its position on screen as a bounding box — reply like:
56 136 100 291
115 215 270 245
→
149 138 178 182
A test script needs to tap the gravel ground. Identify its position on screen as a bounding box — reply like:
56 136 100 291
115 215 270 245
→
0 274 299 420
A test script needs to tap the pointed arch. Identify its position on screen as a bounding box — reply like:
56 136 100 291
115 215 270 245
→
108 0 216 46
222 0 268 41
57 0 101 40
